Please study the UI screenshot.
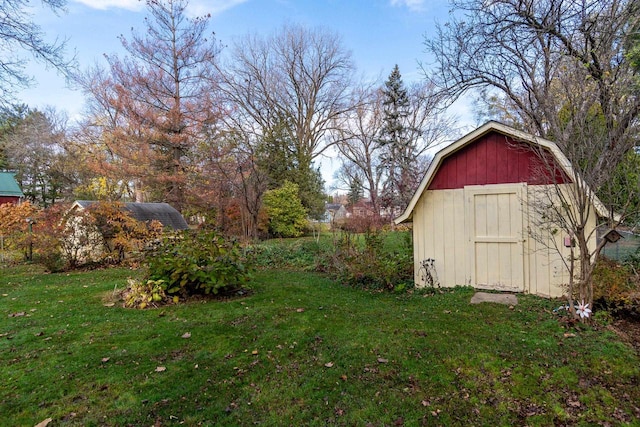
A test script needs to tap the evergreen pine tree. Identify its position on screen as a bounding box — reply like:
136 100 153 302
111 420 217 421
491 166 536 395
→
347 176 364 207
378 65 416 209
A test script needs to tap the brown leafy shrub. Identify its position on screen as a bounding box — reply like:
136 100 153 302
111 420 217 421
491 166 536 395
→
122 278 172 309
0 201 40 261
87 202 158 263
338 215 389 234
31 203 72 271
593 257 640 318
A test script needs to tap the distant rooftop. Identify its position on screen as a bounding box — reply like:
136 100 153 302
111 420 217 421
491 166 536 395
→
74 201 189 230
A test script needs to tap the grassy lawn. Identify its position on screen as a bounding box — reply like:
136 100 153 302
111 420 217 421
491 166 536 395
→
1 264 639 426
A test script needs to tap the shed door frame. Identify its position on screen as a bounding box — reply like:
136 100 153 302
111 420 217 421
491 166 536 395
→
464 184 526 292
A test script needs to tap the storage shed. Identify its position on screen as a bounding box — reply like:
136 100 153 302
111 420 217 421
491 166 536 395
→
64 201 189 263
395 122 609 298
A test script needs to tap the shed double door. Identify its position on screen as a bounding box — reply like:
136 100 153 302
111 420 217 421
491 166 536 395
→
465 184 525 292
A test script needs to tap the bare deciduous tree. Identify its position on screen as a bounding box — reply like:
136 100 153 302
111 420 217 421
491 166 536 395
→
0 0 75 104
2 106 73 206
331 87 385 215
218 24 358 207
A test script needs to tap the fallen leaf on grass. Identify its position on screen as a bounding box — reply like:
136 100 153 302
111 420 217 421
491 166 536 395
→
324 362 334 368
251 349 258 355
296 308 305 313
377 358 389 364
181 332 191 339
34 418 52 427
101 357 110 363
567 399 581 408
155 366 166 372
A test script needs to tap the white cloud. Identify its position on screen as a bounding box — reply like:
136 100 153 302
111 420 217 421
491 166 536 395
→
72 0 248 15
389 0 425 12
188 0 249 17
71 0 144 11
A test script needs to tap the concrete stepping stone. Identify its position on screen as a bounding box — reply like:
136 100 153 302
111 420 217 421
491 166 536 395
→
470 292 518 305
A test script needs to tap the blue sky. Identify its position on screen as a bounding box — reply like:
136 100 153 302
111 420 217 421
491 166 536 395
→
20 0 466 120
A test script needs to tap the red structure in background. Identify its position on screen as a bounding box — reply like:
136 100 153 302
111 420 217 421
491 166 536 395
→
0 196 18 205
428 131 570 190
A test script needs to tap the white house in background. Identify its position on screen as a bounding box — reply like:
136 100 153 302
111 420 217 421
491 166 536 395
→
323 203 348 226
395 121 611 298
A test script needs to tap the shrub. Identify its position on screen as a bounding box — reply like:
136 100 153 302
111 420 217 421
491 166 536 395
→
122 278 170 309
248 238 326 271
0 201 40 261
323 229 414 291
145 229 251 299
592 257 640 318
32 203 71 272
0 202 73 271
338 215 388 234
263 181 308 238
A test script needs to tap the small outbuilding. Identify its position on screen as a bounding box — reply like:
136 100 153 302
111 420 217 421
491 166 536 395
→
65 201 189 263
395 121 609 298
0 172 24 205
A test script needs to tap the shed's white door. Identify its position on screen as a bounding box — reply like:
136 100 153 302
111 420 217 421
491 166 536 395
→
465 184 525 292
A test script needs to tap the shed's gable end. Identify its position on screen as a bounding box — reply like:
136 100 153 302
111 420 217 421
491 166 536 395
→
428 131 569 190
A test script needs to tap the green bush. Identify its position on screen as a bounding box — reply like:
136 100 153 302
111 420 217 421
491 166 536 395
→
263 181 308 238
248 231 414 292
144 230 251 299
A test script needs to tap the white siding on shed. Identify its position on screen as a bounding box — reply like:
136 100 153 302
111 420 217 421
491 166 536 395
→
411 183 598 298
413 188 468 288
